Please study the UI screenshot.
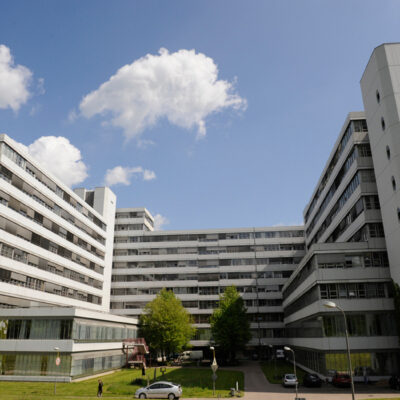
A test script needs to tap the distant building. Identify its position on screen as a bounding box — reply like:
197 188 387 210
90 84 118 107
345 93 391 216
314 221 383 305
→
111 217 305 348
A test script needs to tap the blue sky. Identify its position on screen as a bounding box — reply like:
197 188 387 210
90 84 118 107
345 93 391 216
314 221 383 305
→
1 0 399 230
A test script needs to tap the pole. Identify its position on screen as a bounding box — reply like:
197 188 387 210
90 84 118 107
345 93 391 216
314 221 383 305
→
339 306 355 400
292 350 298 400
54 347 60 395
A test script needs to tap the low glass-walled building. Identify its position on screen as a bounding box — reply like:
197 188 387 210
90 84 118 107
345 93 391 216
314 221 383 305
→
0 307 138 381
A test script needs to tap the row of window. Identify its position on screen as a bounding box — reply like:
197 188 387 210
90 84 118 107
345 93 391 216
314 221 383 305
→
307 169 369 246
112 289 282 310
1 318 137 341
0 241 102 289
115 211 154 226
120 230 304 243
284 282 389 318
307 146 373 244
305 120 368 224
282 251 389 301
0 189 104 260
0 267 101 304
0 164 106 245
111 270 291 282
116 244 305 256
326 196 379 243
286 312 396 338
0 142 106 231
350 223 385 242
0 214 104 274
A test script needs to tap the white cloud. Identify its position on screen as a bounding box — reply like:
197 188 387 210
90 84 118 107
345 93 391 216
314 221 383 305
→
27 136 88 187
0 44 33 111
104 166 156 187
153 213 169 230
79 48 246 141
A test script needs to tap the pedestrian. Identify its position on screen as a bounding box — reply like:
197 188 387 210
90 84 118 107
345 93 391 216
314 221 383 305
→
97 379 103 397
142 365 146 376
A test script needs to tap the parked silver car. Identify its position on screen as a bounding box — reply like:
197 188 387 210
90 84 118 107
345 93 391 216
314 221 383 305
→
135 381 182 400
282 373 298 387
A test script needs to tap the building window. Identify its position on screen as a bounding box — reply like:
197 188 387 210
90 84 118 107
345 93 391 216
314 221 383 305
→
376 90 381 103
392 176 397 192
386 145 391 160
381 117 386 131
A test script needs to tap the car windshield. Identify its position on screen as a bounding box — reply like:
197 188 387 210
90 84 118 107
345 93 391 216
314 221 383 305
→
286 374 296 379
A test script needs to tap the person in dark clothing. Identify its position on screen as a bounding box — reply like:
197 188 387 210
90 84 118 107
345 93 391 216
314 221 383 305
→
97 379 103 397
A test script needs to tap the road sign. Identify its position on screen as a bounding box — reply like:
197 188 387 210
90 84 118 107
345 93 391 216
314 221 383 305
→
55 357 61 366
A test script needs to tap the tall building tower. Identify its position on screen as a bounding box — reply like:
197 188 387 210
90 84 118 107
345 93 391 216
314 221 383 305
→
282 113 398 377
0 134 116 312
361 43 400 285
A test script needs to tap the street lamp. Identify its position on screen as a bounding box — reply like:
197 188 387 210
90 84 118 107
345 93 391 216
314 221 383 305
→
323 301 355 400
284 346 298 400
54 346 60 395
210 346 218 396
268 344 277 379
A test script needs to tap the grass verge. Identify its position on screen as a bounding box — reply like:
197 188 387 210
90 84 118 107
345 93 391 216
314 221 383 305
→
0 367 244 399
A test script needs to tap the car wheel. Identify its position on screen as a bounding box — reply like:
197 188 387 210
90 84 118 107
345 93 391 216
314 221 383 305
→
139 394 146 399
168 393 175 400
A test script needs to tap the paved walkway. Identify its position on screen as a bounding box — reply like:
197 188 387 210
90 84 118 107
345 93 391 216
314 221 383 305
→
222 361 400 400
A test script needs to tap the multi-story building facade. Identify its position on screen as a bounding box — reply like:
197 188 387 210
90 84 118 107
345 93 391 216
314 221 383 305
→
111 213 305 348
282 112 398 379
0 134 139 380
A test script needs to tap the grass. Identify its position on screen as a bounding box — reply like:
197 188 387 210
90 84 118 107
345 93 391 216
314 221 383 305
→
0 367 244 400
260 360 306 384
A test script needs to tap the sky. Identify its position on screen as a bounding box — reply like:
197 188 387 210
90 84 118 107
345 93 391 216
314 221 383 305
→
1 1 400 230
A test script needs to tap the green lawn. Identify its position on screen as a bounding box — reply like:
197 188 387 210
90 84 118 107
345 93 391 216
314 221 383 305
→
0 367 244 400
260 360 306 384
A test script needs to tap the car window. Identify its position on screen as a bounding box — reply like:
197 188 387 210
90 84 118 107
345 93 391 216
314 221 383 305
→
149 384 160 389
159 384 172 389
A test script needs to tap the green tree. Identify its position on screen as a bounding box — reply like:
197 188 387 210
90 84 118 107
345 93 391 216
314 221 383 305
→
210 286 251 362
139 288 196 356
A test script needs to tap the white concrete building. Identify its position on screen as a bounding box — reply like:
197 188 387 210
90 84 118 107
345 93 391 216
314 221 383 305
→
361 43 400 286
0 134 115 311
0 134 139 380
282 112 398 377
111 216 305 349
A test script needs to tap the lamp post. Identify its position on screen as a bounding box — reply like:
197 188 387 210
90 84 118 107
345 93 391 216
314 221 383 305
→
210 346 218 396
268 344 277 379
284 346 298 400
54 346 60 395
323 301 355 400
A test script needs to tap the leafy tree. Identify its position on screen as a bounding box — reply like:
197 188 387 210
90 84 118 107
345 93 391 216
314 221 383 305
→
139 288 196 356
210 286 251 362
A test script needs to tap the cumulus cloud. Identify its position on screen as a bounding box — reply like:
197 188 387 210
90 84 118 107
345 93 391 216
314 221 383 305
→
0 44 33 111
79 48 246 141
153 213 169 230
27 136 88 187
104 166 156 187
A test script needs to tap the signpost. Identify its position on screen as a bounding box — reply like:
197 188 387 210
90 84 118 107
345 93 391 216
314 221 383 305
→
54 347 60 395
210 347 218 396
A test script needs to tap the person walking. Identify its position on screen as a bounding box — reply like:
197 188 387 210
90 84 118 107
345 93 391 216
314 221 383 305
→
97 379 103 397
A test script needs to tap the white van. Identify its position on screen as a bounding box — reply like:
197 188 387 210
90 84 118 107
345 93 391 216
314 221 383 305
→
276 349 285 359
